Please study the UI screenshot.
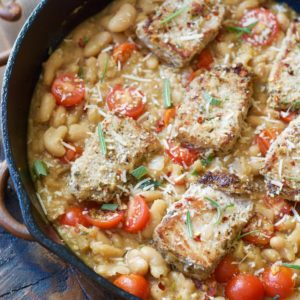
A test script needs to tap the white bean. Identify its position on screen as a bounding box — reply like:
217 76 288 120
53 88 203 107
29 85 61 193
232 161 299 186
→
126 249 149 275
84 32 112 57
67 123 89 142
43 49 64 86
108 4 137 33
36 93 56 123
43 126 68 157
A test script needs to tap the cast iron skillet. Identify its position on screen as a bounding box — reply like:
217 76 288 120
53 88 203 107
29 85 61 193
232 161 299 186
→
0 0 138 299
1 0 300 299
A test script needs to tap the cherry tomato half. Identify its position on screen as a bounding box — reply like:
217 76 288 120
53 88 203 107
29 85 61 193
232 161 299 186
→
124 196 150 233
280 111 297 123
196 48 214 70
214 255 239 283
255 128 281 156
61 145 83 164
263 196 292 222
51 73 85 107
226 274 264 300
59 206 90 227
242 213 274 246
263 266 295 298
114 274 150 300
106 85 145 119
165 141 199 167
112 43 137 65
83 209 125 230
240 8 279 46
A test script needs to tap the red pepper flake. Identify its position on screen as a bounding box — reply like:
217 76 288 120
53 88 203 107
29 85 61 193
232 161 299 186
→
197 116 204 124
194 234 201 242
155 119 165 133
158 282 165 291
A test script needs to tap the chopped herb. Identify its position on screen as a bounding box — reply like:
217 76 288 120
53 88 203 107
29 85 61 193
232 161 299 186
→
163 79 172 108
225 203 235 211
282 263 300 270
33 160 48 177
100 56 109 83
237 229 261 240
97 123 107 155
191 168 199 176
297 44 300 49
201 154 214 167
203 92 222 106
139 178 161 190
186 210 193 238
272 296 280 300
83 36 89 45
78 67 84 79
160 5 189 25
227 22 258 38
101 203 118 211
204 196 222 224
131 166 148 180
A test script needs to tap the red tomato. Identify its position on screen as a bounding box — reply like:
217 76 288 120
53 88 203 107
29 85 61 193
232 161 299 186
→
106 85 145 119
51 73 85 107
255 128 281 156
280 111 297 123
196 48 214 70
214 255 239 283
240 8 279 46
165 141 199 167
242 213 274 246
61 145 83 163
114 274 150 300
112 43 137 64
226 274 265 300
124 196 150 233
263 196 292 222
263 266 295 298
83 209 125 229
59 206 90 227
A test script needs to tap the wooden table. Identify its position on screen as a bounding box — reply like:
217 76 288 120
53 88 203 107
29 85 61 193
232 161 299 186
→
0 2 100 299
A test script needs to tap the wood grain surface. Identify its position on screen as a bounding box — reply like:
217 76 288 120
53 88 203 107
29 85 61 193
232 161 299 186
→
0 1 102 299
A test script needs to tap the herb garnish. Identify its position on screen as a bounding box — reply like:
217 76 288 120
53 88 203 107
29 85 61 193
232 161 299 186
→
101 203 118 211
203 92 222 106
131 166 148 180
201 154 214 167
97 123 107 155
100 56 109 83
286 177 300 182
237 229 260 240
160 6 189 25
204 196 222 224
139 178 161 190
272 295 280 300
186 210 194 238
33 160 48 177
227 22 258 38
163 79 172 108
78 67 84 79
282 263 300 270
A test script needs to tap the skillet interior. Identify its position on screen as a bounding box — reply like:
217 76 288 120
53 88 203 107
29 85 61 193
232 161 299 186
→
1 0 138 299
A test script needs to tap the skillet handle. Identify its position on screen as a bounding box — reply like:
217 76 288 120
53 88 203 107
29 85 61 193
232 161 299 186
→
0 161 33 240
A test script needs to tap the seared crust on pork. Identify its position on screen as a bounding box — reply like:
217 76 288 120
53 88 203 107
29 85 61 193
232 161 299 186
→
262 116 300 201
136 0 225 68
199 171 253 194
153 185 254 280
171 65 253 154
69 114 159 202
268 20 300 110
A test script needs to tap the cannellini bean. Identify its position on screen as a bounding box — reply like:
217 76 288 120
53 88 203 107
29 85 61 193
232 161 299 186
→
36 93 56 123
51 105 67 128
277 12 290 32
261 249 281 263
43 126 68 157
126 249 149 275
142 200 167 239
95 263 130 277
85 57 98 84
146 55 159 70
108 4 137 33
67 123 89 142
137 190 163 202
43 49 64 86
90 242 124 257
84 32 112 57
140 246 169 278
270 236 286 250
